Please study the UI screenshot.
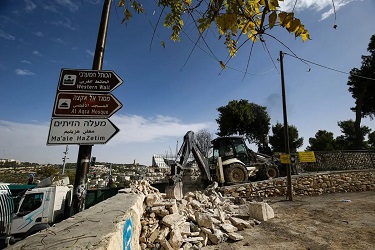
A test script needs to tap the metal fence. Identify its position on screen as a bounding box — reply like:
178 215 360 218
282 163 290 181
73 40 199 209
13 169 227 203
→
299 150 375 172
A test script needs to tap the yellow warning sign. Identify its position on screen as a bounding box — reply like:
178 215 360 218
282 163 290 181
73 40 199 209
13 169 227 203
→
280 154 290 164
298 151 316 163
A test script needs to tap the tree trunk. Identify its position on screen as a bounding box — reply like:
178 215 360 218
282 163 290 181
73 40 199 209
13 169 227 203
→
354 87 366 149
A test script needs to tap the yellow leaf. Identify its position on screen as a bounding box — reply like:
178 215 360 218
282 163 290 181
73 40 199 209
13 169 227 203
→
283 13 294 28
269 11 277 29
268 0 279 10
301 30 311 41
161 41 165 48
125 9 132 20
294 24 305 37
287 18 300 33
219 61 226 70
278 12 287 26
118 0 124 7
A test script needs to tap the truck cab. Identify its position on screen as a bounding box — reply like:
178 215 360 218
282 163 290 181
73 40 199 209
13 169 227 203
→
7 176 73 244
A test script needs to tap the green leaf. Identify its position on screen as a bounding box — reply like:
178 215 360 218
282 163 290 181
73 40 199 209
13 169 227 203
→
161 41 165 48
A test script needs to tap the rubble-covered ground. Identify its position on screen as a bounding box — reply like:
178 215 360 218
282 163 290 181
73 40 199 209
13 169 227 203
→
123 180 275 250
124 181 375 250
202 191 375 250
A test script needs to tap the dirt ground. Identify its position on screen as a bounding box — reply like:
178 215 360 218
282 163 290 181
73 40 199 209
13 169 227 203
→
203 191 375 250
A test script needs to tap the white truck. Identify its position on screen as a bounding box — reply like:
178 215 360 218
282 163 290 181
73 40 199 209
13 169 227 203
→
0 176 73 246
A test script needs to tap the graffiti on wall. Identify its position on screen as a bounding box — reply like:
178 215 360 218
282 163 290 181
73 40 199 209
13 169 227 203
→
123 217 133 250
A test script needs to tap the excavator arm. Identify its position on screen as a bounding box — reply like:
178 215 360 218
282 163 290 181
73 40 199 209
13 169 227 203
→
166 131 212 199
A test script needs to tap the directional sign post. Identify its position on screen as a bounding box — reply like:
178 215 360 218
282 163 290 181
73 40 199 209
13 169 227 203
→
58 69 123 92
53 92 122 117
47 118 119 145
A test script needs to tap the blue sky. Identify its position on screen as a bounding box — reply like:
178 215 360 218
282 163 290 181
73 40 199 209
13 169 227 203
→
0 0 374 165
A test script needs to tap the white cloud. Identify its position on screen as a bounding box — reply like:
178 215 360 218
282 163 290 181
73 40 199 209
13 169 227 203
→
52 18 77 31
52 38 66 45
110 114 212 144
21 60 32 64
32 50 42 56
0 115 214 164
86 50 94 57
56 0 79 12
0 30 15 40
279 0 362 20
35 31 44 37
15 69 35 75
43 4 57 12
25 0 37 12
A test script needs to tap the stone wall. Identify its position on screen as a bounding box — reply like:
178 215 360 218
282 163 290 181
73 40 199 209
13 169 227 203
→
300 151 375 172
7 193 145 250
220 170 375 198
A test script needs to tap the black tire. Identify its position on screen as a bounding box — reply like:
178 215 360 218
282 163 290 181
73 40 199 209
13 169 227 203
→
260 164 279 179
224 163 248 184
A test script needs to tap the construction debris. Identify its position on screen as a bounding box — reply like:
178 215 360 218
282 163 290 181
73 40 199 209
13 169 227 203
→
122 180 274 250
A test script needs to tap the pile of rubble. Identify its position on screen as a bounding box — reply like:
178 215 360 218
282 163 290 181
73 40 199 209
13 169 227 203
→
123 180 274 250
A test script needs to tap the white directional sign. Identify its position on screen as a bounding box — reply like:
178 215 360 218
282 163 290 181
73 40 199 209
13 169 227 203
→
47 118 119 145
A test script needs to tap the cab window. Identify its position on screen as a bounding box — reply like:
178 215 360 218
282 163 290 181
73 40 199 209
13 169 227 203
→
18 193 43 215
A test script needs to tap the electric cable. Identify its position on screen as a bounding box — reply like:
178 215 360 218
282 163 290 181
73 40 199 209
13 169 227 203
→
283 52 375 81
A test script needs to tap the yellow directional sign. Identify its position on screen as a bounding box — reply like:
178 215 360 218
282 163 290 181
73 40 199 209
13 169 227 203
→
298 151 316 163
280 154 291 164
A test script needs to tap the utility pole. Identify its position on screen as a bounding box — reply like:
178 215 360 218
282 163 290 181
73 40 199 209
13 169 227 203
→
62 145 69 175
279 51 293 201
72 0 112 214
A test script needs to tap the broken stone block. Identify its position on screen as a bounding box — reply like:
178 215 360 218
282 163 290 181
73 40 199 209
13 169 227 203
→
227 232 244 241
169 228 184 249
145 193 159 207
200 227 211 235
248 202 275 221
221 223 238 233
229 217 252 230
199 231 209 246
148 228 160 244
195 212 214 229
211 217 222 225
169 203 179 214
182 242 193 250
189 232 200 237
159 238 174 250
158 226 171 240
183 237 204 243
189 199 202 208
162 214 186 229
179 222 191 235
207 228 227 245
218 208 226 223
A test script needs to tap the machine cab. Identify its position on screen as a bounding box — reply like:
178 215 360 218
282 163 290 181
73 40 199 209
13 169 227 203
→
211 136 255 165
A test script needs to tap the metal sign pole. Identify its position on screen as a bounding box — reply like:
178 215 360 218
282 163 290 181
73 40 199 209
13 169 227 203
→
279 51 293 201
73 0 112 214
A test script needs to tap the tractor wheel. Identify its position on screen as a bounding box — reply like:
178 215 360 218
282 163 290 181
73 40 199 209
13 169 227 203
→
261 164 280 179
224 163 248 184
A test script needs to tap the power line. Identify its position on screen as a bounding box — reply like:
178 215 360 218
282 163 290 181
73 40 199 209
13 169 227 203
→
283 52 375 81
